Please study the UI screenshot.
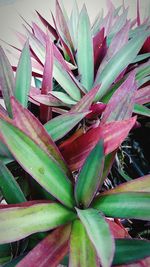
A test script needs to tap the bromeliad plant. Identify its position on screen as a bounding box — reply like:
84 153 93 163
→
0 99 150 267
0 0 150 266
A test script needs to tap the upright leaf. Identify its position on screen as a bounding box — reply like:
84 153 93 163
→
101 71 136 123
0 120 75 208
14 40 31 107
92 192 150 220
0 202 76 243
75 140 104 208
76 208 115 267
94 32 149 100
70 0 79 50
0 161 26 204
0 47 14 117
40 32 53 123
77 5 94 91
36 11 58 40
69 220 99 267
17 225 71 267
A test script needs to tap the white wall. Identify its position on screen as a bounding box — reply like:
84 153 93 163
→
0 0 150 51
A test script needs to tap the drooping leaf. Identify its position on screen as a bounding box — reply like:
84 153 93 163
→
76 208 115 267
0 161 26 204
0 119 75 208
11 97 69 176
69 219 99 267
40 32 53 123
92 192 150 220
75 140 104 208
0 46 14 117
17 225 71 267
0 202 76 244
77 5 94 91
94 32 149 100
134 103 150 117
101 71 136 123
113 239 150 265
60 117 136 170
14 40 31 107
45 112 87 141
102 174 150 195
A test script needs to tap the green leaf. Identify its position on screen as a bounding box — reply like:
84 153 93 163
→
0 202 76 244
0 244 11 265
0 46 14 117
14 40 31 107
70 0 79 50
51 91 77 105
134 103 150 117
77 5 94 91
0 120 75 208
76 208 115 267
0 161 26 203
132 52 150 63
103 174 150 195
113 239 150 265
69 219 99 267
94 32 149 101
75 140 104 208
93 192 150 220
45 112 87 141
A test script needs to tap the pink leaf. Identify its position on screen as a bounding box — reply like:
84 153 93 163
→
17 225 71 267
60 116 136 171
135 85 150 105
32 22 46 45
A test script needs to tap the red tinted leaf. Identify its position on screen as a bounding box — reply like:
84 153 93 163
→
101 71 136 123
60 117 136 170
11 97 70 176
106 219 129 239
36 11 58 40
135 85 150 105
32 22 46 45
40 32 53 123
86 103 106 120
137 0 141 26
93 28 106 75
17 225 71 267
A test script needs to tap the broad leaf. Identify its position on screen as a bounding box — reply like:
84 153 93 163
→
11 97 69 176
94 32 149 100
93 192 150 220
0 161 26 203
75 140 104 207
102 174 150 195
77 5 94 91
76 208 115 267
45 112 87 141
17 225 71 267
113 239 150 265
0 119 75 208
60 117 136 170
69 219 99 267
0 202 76 243
0 46 14 117
14 40 31 107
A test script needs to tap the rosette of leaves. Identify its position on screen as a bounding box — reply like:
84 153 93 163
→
0 99 150 266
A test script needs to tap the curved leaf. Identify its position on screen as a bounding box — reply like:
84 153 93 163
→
14 40 31 107
75 140 104 208
134 103 150 117
76 208 115 267
0 202 76 243
69 219 99 267
0 119 75 208
93 192 150 220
